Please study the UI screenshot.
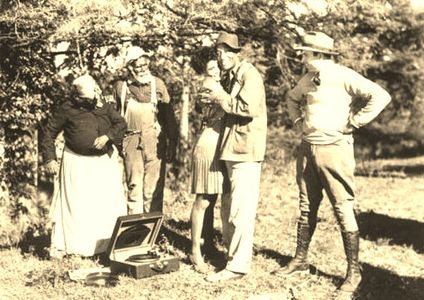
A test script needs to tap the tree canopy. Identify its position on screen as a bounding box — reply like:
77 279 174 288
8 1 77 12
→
0 0 423 244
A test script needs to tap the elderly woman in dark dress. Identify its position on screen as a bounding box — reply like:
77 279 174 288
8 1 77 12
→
41 74 127 258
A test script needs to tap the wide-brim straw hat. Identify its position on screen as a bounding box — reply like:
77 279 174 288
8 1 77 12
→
72 74 97 99
125 46 153 65
293 31 339 55
216 32 242 52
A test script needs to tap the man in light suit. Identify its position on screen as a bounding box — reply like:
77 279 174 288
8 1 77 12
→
200 32 268 282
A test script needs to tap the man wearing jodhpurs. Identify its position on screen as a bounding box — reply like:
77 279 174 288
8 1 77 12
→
275 32 391 295
113 46 177 214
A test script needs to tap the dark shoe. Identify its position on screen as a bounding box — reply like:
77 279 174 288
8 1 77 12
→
205 269 245 283
272 223 312 277
339 269 362 292
294 223 312 259
339 231 362 293
272 258 309 277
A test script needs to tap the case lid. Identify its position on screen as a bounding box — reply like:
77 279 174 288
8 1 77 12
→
107 212 164 261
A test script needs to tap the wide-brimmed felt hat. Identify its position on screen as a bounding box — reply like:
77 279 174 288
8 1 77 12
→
294 31 339 55
125 46 153 65
216 32 242 52
72 74 98 99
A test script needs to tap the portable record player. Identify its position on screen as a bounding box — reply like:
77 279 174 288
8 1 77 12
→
107 212 179 279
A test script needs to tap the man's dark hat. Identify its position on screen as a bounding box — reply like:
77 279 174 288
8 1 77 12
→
216 32 242 52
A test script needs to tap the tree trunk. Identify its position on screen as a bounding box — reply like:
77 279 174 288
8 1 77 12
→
179 84 190 142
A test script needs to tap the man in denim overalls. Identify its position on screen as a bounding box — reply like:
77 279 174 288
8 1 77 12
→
113 46 177 214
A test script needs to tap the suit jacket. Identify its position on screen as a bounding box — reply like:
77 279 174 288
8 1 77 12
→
218 60 267 162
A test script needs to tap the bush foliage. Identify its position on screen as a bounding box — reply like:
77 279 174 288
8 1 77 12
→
0 0 423 245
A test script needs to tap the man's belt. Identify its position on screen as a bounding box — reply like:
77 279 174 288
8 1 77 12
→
124 130 142 137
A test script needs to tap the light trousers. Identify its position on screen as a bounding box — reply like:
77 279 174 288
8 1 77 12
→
221 160 262 274
297 139 358 232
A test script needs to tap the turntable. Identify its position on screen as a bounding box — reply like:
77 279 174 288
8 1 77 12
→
107 212 179 279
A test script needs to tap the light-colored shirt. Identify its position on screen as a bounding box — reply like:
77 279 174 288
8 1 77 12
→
287 59 391 144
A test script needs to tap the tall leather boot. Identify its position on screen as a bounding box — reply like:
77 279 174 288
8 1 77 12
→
273 223 312 276
339 231 362 293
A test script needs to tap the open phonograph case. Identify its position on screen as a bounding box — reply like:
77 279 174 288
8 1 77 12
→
106 212 179 279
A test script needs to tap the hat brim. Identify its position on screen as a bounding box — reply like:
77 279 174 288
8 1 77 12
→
293 45 339 55
125 52 153 65
125 57 151 66
216 42 242 52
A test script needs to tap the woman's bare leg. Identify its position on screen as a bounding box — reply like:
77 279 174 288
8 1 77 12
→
190 193 217 271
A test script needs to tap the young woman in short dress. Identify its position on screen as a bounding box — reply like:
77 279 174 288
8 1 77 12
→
190 60 229 273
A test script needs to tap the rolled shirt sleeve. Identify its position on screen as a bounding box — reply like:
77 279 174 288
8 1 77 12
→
345 70 392 128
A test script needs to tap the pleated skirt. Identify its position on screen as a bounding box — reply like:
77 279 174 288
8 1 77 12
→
49 146 127 257
191 126 226 194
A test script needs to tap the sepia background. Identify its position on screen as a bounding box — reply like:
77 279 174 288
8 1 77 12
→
0 0 423 299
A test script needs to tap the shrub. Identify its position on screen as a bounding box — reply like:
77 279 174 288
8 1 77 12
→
0 0 423 246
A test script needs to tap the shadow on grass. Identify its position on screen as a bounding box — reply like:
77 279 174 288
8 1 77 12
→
160 219 226 268
356 164 424 177
358 211 424 254
159 223 192 255
381 164 424 176
13 219 191 263
254 247 291 267
165 218 223 241
15 218 223 265
257 247 424 300
17 230 111 265
165 218 191 231
357 263 424 300
256 247 343 283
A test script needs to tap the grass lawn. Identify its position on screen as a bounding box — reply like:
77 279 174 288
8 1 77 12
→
1 130 423 300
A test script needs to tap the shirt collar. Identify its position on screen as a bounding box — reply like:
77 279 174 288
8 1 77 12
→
230 60 242 78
